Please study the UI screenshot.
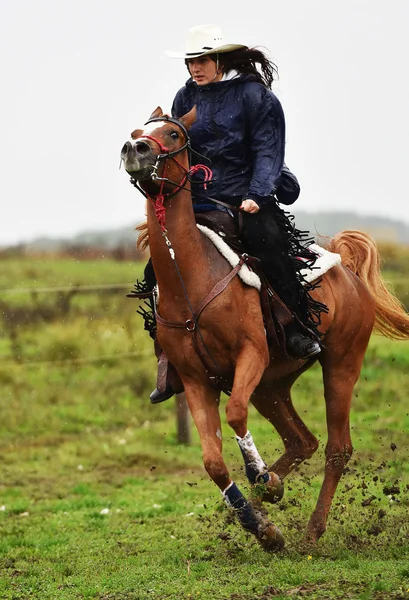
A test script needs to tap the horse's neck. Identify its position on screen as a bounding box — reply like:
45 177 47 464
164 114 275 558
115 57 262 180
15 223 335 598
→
147 189 210 304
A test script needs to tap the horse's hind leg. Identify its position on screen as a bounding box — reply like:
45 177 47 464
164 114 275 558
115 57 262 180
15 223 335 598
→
183 379 284 552
305 348 368 544
251 375 319 480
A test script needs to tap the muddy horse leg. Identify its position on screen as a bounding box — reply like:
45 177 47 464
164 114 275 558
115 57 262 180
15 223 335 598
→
304 354 364 544
235 429 284 505
251 375 319 479
183 365 284 551
221 346 284 541
249 375 319 503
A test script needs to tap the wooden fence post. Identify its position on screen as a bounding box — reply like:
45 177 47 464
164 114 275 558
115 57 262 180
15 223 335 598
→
175 392 191 445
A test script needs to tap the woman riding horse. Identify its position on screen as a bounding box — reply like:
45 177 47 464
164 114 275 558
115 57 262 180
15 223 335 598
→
122 106 409 551
149 24 324 404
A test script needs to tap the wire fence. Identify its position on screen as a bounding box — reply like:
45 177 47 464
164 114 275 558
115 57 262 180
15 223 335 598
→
0 279 191 444
0 283 134 295
0 282 147 369
0 350 154 370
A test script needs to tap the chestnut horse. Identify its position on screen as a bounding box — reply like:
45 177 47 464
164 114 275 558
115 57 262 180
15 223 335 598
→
121 107 409 551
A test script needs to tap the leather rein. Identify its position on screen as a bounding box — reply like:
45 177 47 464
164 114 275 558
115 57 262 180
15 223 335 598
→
134 116 247 386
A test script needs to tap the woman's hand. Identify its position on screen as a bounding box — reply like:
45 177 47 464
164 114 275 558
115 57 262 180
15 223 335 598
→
240 199 260 213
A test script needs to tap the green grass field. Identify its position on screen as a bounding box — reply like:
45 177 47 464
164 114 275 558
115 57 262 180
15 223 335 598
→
0 257 408 600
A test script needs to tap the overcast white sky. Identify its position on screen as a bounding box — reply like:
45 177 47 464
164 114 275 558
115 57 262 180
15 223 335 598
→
1 0 408 245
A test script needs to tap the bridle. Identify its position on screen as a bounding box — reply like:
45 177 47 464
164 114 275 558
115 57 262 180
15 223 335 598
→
130 116 212 233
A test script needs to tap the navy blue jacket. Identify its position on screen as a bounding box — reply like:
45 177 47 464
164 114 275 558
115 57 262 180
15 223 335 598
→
172 74 286 207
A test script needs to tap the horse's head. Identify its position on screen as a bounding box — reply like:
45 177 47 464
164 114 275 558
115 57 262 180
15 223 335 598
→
121 106 196 194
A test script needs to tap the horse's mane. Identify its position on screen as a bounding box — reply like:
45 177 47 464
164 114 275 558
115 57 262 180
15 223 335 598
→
136 221 149 252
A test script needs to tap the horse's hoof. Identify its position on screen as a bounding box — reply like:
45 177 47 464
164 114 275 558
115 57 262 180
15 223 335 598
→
257 523 285 552
253 472 284 504
298 538 317 554
304 517 326 545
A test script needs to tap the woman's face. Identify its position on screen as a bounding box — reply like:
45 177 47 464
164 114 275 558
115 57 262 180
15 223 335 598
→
187 56 223 85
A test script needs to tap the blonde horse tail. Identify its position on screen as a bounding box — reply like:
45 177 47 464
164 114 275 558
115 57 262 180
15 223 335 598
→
327 230 409 340
136 221 149 252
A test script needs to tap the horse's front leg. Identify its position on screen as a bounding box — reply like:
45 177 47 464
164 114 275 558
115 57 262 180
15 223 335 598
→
235 430 284 505
226 345 284 503
183 379 284 552
222 344 284 547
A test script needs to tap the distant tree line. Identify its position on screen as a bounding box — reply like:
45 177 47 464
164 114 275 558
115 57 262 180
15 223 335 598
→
0 243 146 261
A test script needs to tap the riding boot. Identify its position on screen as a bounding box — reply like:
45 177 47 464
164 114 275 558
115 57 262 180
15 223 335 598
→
284 322 321 360
240 204 323 360
150 339 184 405
150 351 175 405
129 260 184 404
265 283 321 360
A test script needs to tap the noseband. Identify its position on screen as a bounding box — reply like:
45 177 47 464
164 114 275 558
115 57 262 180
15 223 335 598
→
131 116 212 233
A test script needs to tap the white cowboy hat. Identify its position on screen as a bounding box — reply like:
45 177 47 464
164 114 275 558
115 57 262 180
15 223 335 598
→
165 24 247 59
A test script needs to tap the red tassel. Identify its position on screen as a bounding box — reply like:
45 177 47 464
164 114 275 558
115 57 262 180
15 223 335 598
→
189 164 213 190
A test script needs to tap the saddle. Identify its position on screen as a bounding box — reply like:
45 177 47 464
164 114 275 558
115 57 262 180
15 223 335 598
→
195 209 295 351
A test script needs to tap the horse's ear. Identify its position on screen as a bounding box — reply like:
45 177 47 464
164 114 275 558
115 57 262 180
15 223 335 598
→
149 106 163 119
179 105 197 131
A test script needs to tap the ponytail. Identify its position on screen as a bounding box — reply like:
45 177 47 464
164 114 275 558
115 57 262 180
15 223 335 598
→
217 47 278 89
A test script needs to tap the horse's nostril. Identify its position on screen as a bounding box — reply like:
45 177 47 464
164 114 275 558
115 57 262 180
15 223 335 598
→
121 143 130 156
136 141 151 154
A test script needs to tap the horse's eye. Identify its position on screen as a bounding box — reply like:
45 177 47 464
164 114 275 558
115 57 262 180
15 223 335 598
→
170 131 179 140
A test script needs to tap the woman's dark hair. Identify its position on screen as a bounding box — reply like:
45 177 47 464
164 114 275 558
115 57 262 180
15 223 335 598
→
185 47 278 89
217 48 278 88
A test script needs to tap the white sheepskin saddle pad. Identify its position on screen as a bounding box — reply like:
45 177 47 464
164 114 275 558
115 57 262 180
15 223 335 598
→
197 225 341 290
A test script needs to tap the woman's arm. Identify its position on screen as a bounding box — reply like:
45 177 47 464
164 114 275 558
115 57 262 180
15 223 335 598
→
171 86 193 118
243 85 286 205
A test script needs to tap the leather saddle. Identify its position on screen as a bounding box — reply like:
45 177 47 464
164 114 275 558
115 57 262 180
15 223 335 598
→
194 209 294 352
